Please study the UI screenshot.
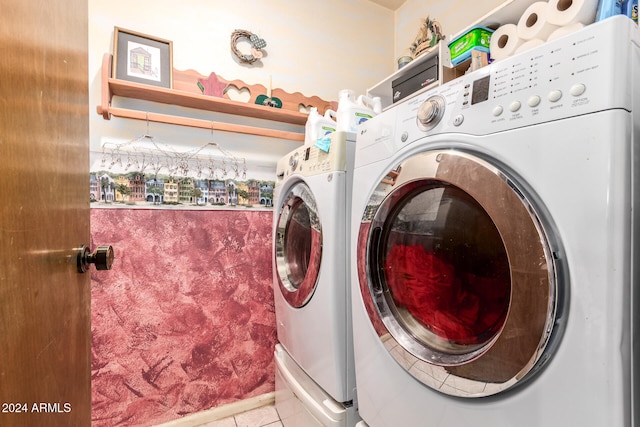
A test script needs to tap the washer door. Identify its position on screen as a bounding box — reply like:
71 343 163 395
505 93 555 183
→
275 181 322 308
357 149 562 397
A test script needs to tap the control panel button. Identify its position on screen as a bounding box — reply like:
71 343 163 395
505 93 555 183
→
570 83 586 97
416 95 446 131
453 114 464 126
548 90 562 103
492 105 504 117
509 101 521 112
527 95 541 108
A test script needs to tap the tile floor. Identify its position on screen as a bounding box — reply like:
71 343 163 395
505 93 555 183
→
197 404 282 427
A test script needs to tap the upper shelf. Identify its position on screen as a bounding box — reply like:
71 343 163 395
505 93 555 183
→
367 0 541 109
367 43 445 109
96 53 337 142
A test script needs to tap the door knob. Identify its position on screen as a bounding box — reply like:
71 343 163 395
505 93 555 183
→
77 244 114 273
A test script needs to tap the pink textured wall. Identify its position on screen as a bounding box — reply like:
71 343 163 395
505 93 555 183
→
90 208 276 426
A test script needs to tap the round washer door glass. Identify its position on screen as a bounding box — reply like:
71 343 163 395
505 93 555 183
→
275 181 322 308
357 150 563 397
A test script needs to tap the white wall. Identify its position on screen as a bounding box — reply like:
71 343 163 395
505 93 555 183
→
88 0 394 180
88 0 513 181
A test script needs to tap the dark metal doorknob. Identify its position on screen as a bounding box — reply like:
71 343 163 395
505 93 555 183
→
77 244 114 273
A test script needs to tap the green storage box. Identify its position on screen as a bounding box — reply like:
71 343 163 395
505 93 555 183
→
448 26 493 65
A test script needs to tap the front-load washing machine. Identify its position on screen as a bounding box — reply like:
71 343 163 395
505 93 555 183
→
273 131 360 426
350 16 639 426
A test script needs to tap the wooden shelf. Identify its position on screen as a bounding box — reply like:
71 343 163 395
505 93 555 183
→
104 78 309 125
96 53 319 142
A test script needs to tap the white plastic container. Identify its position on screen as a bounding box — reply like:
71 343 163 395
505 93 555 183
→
304 107 337 146
336 89 381 133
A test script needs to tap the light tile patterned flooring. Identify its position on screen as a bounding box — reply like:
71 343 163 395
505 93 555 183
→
197 404 282 427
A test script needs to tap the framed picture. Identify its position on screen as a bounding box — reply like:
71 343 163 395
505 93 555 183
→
112 27 173 88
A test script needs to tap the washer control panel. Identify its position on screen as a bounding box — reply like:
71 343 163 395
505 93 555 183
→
394 16 636 142
276 132 351 181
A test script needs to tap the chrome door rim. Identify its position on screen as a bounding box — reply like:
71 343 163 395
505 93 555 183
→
275 181 322 308
357 149 564 397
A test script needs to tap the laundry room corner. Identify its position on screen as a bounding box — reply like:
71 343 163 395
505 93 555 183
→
85 0 563 426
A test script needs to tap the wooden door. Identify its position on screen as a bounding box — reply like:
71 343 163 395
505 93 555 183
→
0 1 91 426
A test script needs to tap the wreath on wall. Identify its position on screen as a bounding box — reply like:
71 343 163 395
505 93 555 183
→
230 29 267 64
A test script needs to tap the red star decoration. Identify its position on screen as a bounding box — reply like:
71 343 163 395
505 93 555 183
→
197 72 228 97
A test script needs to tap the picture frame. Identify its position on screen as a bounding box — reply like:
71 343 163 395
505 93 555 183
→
112 27 173 88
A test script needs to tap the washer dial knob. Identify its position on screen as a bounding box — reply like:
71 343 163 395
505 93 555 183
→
417 95 446 131
289 152 299 172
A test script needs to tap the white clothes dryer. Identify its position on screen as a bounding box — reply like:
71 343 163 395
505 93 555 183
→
350 16 639 427
273 132 360 426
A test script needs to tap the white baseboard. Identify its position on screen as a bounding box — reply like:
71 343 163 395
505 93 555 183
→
153 392 276 427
